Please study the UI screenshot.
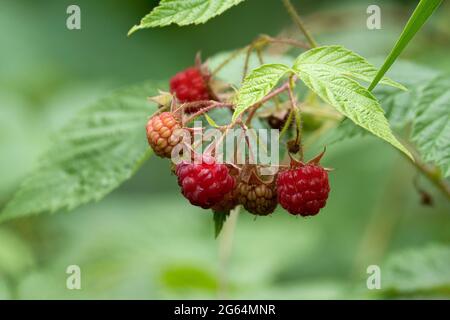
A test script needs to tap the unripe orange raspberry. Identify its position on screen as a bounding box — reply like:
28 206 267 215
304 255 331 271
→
146 112 182 158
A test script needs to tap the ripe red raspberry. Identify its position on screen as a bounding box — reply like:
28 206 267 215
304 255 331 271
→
170 67 211 112
277 164 330 216
146 112 182 158
212 166 239 213
237 180 277 216
176 156 235 209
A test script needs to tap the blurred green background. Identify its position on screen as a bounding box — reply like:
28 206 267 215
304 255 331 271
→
0 0 449 299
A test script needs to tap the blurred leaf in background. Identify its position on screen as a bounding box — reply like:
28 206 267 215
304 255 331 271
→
383 244 450 298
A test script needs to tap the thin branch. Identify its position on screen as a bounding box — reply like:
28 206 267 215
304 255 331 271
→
244 81 291 126
214 33 311 84
405 152 450 200
287 76 304 160
256 47 265 65
282 0 318 48
393 136 449 200
262 35 311 49
258 81 291 106
279 110 294 139
211 46 248 76
242 45 255 82
184 101 233 124
218 206 240 299
245 105 260 126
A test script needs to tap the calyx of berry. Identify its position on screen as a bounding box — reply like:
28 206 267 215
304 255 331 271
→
289 148 331 170
148 90 173 109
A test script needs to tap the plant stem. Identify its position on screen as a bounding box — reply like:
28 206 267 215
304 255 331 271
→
184 101 233 124
287 76 304 160
262 35 311 49
214 33 310 83
244 81 291 126
394 136 450 200
352 157 408 277
404 151 450 200
279 110 294 139
256 47 265 65
242 45 255 82
6 278 19 300
282 0 318 48
218 206 240 299
211 46 248 76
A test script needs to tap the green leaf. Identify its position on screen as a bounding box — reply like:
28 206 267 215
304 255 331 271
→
383 244 450 297
294 56 412 159
332 88 418 143
204 113 220 128
412 74 450 177
368 0 443 91
213 211 229 238
331 61 439 142
0 81 162 222
232 63 290 121
293 45 406 91
128 0 246 35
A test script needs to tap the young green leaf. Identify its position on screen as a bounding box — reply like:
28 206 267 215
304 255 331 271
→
383 244 450 296
294 67 412 159
368 0 443 91
412 74 450 177
128 0 246 35
213 211 229 238
293 45 406 90
232 63 290 121
0 81 163 222
204 113 220 128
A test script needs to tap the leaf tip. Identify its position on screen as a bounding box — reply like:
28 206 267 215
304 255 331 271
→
398 143 414 161
127 25 140 36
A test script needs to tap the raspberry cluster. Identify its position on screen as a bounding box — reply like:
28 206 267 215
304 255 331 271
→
145 65 332 223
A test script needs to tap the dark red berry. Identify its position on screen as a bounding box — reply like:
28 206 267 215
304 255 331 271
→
212 166 239 213
277 164 330 216
170 67 211 112
146 112 182 158
176 155 235 209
